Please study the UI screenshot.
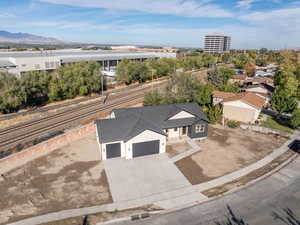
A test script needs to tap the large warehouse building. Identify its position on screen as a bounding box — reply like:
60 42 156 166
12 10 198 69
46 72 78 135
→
0 49 176 76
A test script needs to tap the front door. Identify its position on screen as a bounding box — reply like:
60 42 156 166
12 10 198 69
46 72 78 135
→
182 126 187 135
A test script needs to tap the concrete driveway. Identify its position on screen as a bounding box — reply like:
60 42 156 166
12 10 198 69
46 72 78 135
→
104 154 192 203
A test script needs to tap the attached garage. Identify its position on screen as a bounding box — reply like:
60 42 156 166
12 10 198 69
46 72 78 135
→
106 143 121 159
132 140 160 158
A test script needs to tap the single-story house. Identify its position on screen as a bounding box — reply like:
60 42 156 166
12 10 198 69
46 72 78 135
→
213 90 237 105
248 77 273 85
95 103 209 160
244 83 275 96
229 74 248 85
213 91 267 124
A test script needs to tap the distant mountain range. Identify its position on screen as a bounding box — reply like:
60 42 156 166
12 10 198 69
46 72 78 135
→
0 31 63 44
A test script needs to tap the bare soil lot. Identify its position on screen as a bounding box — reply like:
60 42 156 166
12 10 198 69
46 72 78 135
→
202 150 297 197
0 132 112 225
166 141 190 158
176 125 287 185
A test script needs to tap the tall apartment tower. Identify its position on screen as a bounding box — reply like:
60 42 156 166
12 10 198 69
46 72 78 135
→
204 34 231 53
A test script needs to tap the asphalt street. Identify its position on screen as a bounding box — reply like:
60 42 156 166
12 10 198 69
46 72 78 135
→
109 155 300 225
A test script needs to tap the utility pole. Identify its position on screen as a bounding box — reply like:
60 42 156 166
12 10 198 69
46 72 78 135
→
101 74 104 96
100 67 104 96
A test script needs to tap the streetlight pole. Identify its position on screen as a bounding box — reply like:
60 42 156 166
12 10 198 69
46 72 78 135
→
101 75 104 96
100 66 104 96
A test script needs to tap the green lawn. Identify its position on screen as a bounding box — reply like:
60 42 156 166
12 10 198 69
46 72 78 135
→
261 116 294 133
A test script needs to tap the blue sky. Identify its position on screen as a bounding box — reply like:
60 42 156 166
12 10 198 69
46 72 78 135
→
1 0 300 49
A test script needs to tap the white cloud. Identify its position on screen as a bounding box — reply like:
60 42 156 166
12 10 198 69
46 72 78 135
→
37 0 233 18
236 0 257 9
239 7 300 31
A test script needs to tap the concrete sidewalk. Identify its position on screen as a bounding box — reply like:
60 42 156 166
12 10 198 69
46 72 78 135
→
7 133 299 225
171 136 202 162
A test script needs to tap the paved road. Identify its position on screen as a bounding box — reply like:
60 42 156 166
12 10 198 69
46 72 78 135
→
109 155 300 225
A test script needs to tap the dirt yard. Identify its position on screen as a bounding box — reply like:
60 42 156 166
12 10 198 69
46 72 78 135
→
0 132 112 225
166 141 191 158
176 124 288 185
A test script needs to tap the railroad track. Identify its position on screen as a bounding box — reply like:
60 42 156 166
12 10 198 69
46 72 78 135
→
0 83 155 136
0 81 166 152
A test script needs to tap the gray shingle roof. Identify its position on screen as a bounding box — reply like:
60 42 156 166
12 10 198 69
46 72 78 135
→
96 103 208 143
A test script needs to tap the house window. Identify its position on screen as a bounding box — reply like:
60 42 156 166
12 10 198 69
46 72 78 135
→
165 129 169 133
174 128 178 132
195 124 205 133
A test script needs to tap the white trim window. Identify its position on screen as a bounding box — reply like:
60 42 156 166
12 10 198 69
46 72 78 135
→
195 124 205 133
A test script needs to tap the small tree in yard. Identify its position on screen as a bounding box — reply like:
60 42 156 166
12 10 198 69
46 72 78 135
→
206 104 223 124
143 90 164 106
291 109 300 129
193 84 213 106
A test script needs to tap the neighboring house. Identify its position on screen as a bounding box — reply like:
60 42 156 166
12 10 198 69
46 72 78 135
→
213 90 237 105
245 77 274 86
95 103 209 160
213 91 267 124
229 74 248 85
255 70 274 77
244 83 275 98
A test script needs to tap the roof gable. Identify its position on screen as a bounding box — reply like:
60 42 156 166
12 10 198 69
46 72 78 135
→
168 110 195 120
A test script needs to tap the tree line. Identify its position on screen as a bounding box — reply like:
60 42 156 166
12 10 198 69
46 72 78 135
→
115 54 217 85
0 61 102 113
271 50 300 128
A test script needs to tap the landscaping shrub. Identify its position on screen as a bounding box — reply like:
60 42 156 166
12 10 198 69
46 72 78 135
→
227 120 240 128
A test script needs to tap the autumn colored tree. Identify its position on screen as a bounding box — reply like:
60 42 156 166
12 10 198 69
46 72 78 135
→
244 63 256 77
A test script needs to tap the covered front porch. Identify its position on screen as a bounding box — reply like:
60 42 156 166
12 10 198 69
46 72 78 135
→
165 126 189 139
